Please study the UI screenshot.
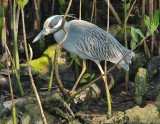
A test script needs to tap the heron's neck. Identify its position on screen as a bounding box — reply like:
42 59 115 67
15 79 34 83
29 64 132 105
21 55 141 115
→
54 22 70 43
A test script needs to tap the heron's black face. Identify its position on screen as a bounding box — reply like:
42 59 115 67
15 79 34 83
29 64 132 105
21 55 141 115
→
33 15 64 43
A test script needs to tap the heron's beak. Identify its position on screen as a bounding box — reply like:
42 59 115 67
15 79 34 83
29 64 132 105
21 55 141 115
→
33 29 48 43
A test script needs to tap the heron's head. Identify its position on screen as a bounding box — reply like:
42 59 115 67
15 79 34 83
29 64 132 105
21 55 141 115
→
33 15 64 43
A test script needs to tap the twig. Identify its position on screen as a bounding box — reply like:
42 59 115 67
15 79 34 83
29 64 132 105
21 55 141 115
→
21 9 47 124
54 0 73 100
4 17 16 124
142 0 148 59
122 0 136 32
9 0 13 39
75 113 103 117
149 0 154 56
95 0 97 24
90 0 95 23
104 0 122 24
126 0 136 24
51 0 55 14
33 0 40 30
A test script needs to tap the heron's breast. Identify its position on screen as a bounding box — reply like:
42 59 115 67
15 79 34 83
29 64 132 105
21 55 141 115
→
54 30 79 55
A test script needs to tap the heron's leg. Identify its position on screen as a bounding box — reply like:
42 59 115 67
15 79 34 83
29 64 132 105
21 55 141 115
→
97 63 108 82
70 59 86 93
97 63 112 116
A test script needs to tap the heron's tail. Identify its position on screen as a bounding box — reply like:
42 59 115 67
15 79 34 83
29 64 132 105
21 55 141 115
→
119 50 135 71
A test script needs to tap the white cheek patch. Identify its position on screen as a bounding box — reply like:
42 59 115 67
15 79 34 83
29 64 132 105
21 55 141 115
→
54 19 63 28
45 28 51 35
44 15 58 28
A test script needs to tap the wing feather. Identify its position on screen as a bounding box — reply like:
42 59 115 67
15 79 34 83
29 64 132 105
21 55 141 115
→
70 20 135 70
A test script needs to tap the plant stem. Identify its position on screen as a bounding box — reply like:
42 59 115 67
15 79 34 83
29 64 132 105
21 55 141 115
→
104 0 122 24
149 0 154 56
90 0 95 23
104 0 111 117
142 0 148 59
1 3 5 51
94 0 97 24
12 108 16 124
159 0 160 56
51 0 55 14
54 0 73 100
13 0 24 96
13 0 20 75
33 0 40 30
122 0 136 32
49 53 55 91
79 0 81 20
124 0 129 93
4 17 16 124
21 8 48 124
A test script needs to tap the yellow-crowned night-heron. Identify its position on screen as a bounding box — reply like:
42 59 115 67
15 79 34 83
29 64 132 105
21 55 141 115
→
33 15 135 93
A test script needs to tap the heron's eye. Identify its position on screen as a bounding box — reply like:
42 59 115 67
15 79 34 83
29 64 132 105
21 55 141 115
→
50 25 54 29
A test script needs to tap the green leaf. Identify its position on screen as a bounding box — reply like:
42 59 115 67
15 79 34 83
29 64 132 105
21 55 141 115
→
74 57 81 66
146 45 151 59
70 53 81 66
126 3 130 10
135 29 145 39
0 6 2 16
130 39 136 49
82 73 91 78
1 22 4 43
67 59 73 68
79 78 88 83
145 16 151 32
131 27 138 42
16 0 29 8
89 73 95 81
146 31 151 36
153 10 159 29
151 23 155 33
0 18 3 27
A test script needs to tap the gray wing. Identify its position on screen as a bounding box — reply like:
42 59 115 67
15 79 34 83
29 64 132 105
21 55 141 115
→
70 20 135 70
